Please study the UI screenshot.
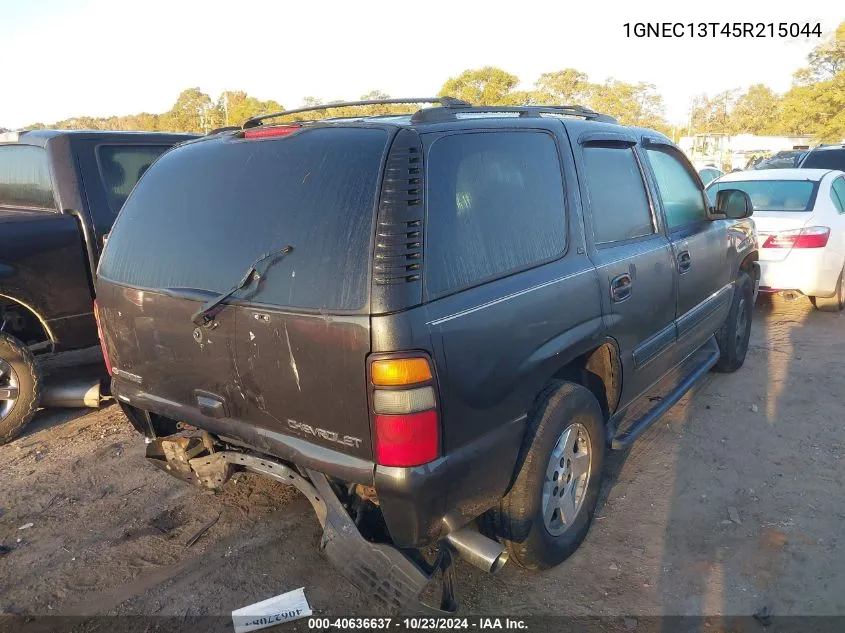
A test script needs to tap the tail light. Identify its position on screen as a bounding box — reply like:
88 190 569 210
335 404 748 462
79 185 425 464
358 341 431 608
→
243 125 300 139
370 357 439 467
762 226 830 249
92 300 112 376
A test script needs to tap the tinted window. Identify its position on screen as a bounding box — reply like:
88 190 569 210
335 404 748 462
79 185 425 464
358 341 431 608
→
699 169 717 185
646 148 708 229
707 179 815 212
99 128 388 311
582 145 654 243
425 131 566 296
801 148 845 170
97 145 171 216
0 145 55 210
832 178 845 213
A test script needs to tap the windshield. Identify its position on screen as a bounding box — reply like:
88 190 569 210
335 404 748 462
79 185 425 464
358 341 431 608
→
98 127 388 311
800 148 845 171
751 152 804 170
706 179 816 211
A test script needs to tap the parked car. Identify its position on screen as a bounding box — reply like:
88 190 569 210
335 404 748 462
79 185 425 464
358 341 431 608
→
698 165 724 186
95 98 758 613
750 149 807 170
707 168 845 310
0 130 196 444
798 143 845 171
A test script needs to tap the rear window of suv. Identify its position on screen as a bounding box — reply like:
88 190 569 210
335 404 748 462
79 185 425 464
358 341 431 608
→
98 127 388 311
801 148 845 170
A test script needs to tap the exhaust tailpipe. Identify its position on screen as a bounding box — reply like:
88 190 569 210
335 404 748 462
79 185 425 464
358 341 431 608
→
445 528 509 573
41 379 103 409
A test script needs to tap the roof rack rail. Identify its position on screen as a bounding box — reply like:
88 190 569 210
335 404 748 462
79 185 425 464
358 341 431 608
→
207 125 242 136
411 104 617 124
242 97 471 129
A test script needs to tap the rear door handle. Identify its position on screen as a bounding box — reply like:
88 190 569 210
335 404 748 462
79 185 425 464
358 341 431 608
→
677 250 692 273
610 273 633 302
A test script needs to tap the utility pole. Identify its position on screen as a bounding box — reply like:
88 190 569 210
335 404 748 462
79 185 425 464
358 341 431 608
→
224 93 229 127
687 102 693 138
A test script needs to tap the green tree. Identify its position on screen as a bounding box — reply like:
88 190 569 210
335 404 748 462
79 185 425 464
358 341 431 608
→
781 72 845 141
161 88 215 133
438 67 519 105
781 20 845 141
729 84 783 134
590 79 669 132
794 21 845 84
533 68 593 105
689 89 739 134
216 91 283 127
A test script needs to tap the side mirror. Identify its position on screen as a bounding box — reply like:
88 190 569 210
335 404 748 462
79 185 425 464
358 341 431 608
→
715 189 753 219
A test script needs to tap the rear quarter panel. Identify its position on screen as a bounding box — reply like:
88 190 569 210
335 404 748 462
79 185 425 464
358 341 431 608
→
369 120 605 544
0 208 96 348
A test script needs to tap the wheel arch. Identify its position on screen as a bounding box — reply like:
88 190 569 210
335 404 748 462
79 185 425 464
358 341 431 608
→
0 293 56 351
545 338 622 421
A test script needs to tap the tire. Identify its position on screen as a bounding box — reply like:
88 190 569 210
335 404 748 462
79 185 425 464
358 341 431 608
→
0 333 42 445
713 271 753 373
482 382 605 570
810 267 845 312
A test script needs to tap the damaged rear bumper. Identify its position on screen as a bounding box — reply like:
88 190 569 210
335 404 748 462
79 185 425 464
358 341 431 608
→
146 439 446 614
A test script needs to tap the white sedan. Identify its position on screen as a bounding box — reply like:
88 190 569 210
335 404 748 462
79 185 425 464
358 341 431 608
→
707 168 845 311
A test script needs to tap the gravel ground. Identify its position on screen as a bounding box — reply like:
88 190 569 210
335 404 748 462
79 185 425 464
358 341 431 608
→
1 297 843 631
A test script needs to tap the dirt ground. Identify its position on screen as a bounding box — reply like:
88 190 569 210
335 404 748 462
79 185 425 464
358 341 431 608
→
1 297 843 629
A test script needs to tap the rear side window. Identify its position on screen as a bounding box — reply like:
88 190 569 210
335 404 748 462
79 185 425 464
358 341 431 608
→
832 177 845 213
99 128 388 311
425 131 566 296
0 145 55 210
801 149 845 170
581 145 654 243
97 145 171 216
646 148 708 230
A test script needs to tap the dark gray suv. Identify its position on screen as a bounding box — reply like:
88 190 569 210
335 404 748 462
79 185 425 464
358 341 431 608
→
94 98 759 613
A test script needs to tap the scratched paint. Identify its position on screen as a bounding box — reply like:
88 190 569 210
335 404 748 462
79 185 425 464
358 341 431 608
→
284 324 301 392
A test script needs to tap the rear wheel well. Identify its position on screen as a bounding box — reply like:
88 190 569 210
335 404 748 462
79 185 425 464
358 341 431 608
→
0 297 52 351
739 252 759 282
549 342 621 421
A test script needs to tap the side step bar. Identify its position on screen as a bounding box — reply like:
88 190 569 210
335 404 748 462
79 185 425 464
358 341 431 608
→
611 337 720 449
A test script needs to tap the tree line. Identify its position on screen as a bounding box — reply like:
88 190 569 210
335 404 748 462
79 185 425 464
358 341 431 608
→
21 21 844 142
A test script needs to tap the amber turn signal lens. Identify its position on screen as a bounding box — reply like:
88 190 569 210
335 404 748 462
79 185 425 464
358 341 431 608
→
371 358 432 386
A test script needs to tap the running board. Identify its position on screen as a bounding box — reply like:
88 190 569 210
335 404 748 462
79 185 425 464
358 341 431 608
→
611 337 720 449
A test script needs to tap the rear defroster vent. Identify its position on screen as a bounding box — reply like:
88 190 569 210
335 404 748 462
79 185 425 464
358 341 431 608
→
371 130 426 313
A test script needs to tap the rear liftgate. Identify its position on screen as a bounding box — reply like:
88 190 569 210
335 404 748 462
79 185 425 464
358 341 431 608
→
146 436 461 614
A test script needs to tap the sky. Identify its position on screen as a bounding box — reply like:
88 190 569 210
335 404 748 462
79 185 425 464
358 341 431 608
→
0 0 841 129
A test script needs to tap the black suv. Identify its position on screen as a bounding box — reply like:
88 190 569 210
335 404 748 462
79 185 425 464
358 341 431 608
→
799 143 845 170
0 130 195 444
94 98 758 612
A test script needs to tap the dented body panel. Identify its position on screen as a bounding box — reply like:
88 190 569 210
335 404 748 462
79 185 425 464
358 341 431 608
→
98 283 375 460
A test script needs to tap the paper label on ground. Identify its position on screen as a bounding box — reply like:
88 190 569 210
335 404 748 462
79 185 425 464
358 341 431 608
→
232 587 312 633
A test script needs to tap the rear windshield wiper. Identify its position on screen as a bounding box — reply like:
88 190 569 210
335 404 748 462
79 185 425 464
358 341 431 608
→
191 245 293 328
